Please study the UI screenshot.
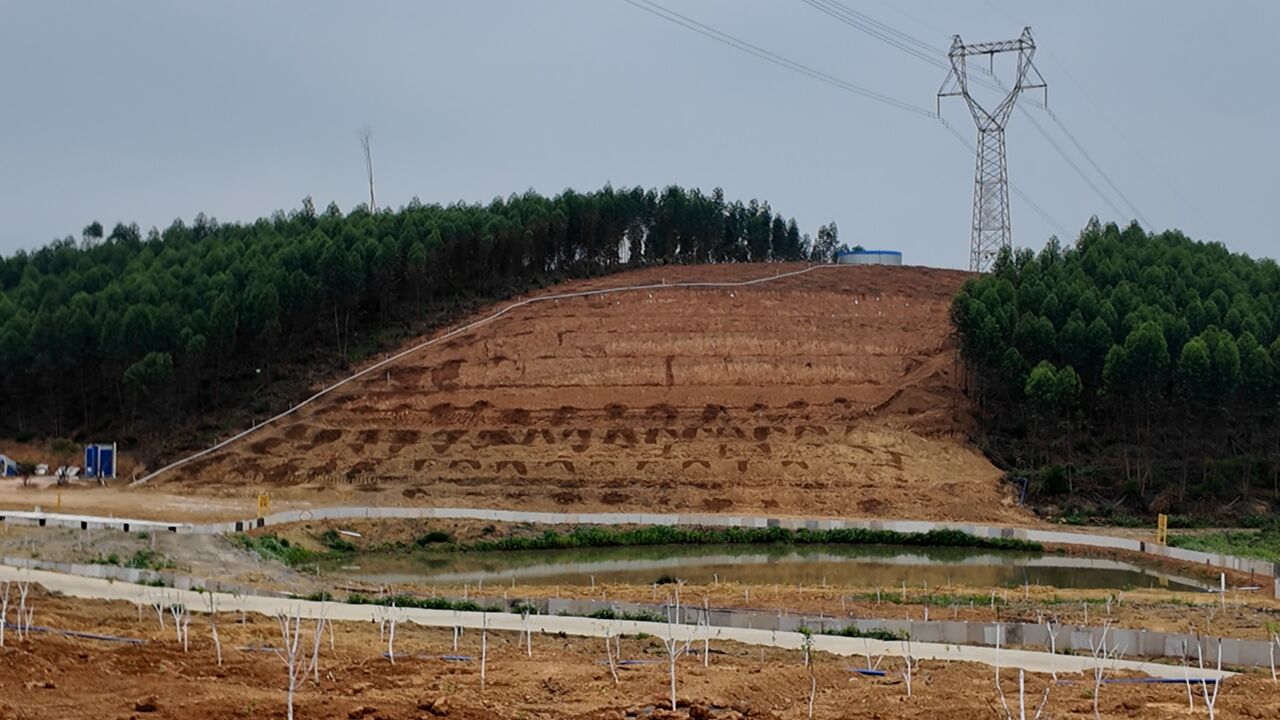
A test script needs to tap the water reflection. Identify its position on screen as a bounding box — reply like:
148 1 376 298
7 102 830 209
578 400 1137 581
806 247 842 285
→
324 543 1207 592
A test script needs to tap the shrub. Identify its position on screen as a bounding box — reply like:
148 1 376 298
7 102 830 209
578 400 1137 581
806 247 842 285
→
822 625 906 641
319 529 357 553
231 533 319 566
126 548 171 570
414 530 453 547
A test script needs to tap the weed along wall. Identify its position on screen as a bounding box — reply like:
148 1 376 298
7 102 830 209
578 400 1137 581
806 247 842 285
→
3 506 1277 595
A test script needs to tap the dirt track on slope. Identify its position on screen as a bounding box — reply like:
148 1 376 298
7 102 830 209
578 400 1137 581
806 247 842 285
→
142 263 1023 523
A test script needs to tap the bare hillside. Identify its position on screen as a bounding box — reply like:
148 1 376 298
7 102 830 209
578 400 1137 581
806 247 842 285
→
162 263 1023 522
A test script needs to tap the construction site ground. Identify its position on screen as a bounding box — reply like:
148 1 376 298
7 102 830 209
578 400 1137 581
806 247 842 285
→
1 589 1277 720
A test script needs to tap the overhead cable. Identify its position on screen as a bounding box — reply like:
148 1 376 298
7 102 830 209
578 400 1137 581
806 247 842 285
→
621 0 937 118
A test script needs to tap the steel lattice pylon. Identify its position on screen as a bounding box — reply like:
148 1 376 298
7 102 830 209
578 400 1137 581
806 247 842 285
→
939 27 1047 272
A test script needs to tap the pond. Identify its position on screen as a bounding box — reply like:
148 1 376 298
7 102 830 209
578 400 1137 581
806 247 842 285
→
322 543 1209 592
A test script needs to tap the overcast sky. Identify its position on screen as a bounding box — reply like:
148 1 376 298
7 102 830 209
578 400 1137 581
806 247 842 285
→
1 1 1275 268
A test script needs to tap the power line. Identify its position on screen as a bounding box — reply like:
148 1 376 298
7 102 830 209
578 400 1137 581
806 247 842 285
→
620 0 935 118
1042 52 1187 216
982 0 1155 226
1016 104 1128 222
618 0 1067 246
801 0 1135 232
796 0 1044 108
798 0 947 70
1045 109 1149 227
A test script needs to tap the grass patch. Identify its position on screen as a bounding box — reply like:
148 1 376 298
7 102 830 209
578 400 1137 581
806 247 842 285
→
466 526 1041 553
232 534 321 566
1169 523 1280 564
126 548 173 570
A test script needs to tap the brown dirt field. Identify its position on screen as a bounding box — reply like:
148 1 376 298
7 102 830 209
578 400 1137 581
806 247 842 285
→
2 590 1277 720
141 263 1024 524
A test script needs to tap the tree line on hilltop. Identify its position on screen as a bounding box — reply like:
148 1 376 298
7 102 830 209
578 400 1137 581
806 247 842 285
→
952 219 1280 515
0 185 839 453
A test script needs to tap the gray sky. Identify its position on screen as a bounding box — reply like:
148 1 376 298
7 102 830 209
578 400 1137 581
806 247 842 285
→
1 1 1276 268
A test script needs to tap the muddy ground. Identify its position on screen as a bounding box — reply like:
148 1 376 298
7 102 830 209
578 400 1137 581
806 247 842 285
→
1 590 1277 720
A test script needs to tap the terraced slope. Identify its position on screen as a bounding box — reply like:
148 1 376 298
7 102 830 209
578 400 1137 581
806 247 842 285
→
164 263 1023 522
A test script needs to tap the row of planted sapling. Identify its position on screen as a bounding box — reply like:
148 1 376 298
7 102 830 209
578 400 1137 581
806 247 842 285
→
3 578 1276 720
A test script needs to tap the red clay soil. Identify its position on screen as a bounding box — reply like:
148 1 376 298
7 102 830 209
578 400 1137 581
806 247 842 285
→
153 263 1025 523
2 592 1276 720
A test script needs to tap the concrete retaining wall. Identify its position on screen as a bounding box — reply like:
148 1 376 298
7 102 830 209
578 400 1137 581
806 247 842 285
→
3 506 1276 595
539 597 1278 669
5 554 1271 668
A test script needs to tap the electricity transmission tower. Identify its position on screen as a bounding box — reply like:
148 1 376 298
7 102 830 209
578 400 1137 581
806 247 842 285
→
938 28 1047 272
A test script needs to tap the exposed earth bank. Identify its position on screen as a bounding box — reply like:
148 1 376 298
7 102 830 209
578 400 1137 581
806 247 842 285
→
135 263 1023 523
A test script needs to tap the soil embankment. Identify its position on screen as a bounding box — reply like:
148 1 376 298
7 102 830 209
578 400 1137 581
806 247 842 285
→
146 263 1020 522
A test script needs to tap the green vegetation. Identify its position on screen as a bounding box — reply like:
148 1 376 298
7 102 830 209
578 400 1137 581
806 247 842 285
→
304 589 334 602
952 221 1280 515
93 552 122 566
509 601 539 616
1169 523 1280 564
125 548 172 570
467 525 1041 553
585 608 667 623
319 529 357 553
818 625 905 642
0 186 834 451
413 530 453 546
237 526 1038 569
231 533 321 566
344 593 501 613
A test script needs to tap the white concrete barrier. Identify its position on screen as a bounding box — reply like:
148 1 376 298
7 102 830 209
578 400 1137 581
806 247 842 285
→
0 563 1234 680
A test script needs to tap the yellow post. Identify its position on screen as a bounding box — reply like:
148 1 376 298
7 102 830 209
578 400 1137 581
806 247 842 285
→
256 493 271 519
1156 513 1168 545
55 492 62 513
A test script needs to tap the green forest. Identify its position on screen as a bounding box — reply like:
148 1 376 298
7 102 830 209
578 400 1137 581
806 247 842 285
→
951 219 1280 516
0 185 838 458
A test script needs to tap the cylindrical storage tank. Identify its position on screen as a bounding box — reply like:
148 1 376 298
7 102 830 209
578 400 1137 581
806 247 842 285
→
836 249 903 265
